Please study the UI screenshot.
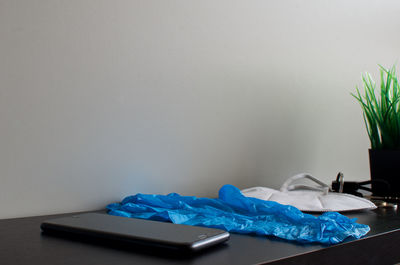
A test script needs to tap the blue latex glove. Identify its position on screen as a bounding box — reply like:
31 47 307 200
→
107 184 370 244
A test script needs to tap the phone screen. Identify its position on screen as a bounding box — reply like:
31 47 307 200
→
41 213 230 251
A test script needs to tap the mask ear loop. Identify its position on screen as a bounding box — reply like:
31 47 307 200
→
280 173 331 195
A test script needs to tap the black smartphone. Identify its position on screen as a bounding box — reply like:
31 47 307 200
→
41 213 230 252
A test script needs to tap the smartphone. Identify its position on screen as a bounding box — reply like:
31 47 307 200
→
41 213 230 252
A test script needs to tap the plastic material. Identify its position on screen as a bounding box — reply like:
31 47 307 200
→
107 184 370 245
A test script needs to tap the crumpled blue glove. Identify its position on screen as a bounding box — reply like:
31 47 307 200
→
107 184 370 244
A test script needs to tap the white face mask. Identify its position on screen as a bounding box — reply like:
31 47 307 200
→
241 173 377 212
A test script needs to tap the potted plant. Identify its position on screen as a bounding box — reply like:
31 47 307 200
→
353 65 400 196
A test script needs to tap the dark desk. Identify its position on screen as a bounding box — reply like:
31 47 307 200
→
1 208 400 265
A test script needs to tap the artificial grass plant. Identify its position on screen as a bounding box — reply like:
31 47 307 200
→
352 65 400 150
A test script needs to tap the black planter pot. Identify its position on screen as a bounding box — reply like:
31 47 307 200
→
369 149 400 196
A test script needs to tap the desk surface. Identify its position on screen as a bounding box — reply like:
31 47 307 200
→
1 208 400 265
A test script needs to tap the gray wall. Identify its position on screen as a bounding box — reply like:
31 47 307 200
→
1 0 399 219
